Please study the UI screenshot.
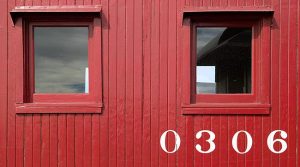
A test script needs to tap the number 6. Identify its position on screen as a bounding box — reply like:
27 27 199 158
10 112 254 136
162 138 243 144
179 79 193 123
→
267 130 287 154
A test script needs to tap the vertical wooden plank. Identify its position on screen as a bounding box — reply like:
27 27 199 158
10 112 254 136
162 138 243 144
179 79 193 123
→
244 116 254 166
84 0 92 5
91 113 100 167
42 0 50 5
228 116 237 167
186 117 194 167
58 115 67 167
238 0 246 6
150 0 160 166
58 0 66 5
159 0 169 166
287 0 298 165
0 0 7 165
74 114 84 167
15 120 23 167
66 0 74 5
108 0 118 166
16 115 24 167
116 0 126 166
202 116 212 167
245 0 254 6
279 0 289 166
211 116 220 167
212 0 220 7
33 0 42 5
133 0 143 166
253 117 262 167
66 115 75 167
33 115 41 167
194 117 203 167
262 115 272 167
229 0 238 6
83 115 92 167
76 0 83 5
176 0 186 166
24 115 33 167
245 117 254 167
92 0 100 5
263 0 271 6
142 0 152 165
237 117 246 167
49 115 58 167
167 0 177 165
219 117 229 167
125 0 134 166
220 0 228 7
50 0 58 5
254 0 262 6
203 0 210 7
41 115 50 167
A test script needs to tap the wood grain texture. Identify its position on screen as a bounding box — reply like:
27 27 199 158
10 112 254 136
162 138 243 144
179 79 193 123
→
0 0 8 165
1 0 299 167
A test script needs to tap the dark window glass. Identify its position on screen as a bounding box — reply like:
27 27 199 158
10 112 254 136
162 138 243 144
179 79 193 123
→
196 27 252 94
34 27 88 93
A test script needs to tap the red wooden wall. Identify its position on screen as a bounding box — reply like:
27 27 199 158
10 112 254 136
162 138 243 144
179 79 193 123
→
0 0 299 167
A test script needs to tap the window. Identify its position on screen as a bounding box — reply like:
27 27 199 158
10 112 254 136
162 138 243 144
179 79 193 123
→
182 10 273 114
11 6 103 113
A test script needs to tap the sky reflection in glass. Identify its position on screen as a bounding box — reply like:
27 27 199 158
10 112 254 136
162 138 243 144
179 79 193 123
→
34 27 88 93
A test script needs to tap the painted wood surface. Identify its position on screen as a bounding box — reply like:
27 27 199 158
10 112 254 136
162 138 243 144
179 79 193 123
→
0 0 299 166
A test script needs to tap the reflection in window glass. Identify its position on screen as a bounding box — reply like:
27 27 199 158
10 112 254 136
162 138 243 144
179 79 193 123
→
34 27 88 93
196 27 252 94
196 66 216 93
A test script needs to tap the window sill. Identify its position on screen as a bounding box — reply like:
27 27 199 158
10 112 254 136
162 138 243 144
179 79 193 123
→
15 102 103 114
182 103 270 115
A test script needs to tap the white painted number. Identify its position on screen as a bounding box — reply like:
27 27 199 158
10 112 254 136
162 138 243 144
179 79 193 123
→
267 130 288 154
160 130 181 153
195 130 216 153
160 130 288 154
232 130 253 154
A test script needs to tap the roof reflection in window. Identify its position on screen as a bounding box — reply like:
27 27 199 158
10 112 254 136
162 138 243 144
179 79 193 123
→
196 27 252 94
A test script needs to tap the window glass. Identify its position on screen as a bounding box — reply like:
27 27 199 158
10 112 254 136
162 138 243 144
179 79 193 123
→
34 27 88 93
196 27 252 94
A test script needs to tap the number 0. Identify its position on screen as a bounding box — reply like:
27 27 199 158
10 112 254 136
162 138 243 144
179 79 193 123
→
160 130 181 153
232 130 253 154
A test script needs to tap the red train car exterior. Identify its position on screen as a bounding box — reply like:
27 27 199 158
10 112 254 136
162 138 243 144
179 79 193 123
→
0 0 299 167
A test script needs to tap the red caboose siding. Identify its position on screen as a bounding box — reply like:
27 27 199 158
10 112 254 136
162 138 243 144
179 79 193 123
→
0 0 299 167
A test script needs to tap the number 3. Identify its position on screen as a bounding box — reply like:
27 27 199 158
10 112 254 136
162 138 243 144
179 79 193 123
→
195 130 216 153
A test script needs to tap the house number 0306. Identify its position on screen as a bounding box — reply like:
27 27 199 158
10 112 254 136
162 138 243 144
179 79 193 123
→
160 130 287 154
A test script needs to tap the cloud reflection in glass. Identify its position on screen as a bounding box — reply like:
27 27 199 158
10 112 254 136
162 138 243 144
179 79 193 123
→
34 27 88 93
